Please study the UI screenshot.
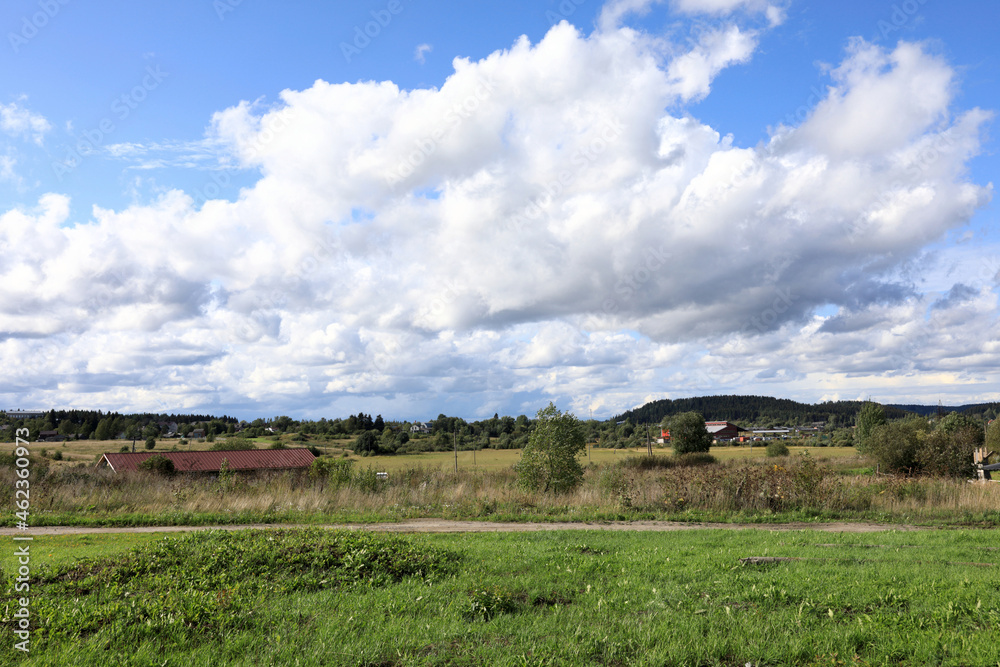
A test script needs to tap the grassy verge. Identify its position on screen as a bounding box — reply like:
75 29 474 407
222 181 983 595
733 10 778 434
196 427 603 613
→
3 528 999 665
4 450 999 529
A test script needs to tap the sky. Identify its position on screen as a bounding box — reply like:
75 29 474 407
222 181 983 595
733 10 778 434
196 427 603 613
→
1 0 999 421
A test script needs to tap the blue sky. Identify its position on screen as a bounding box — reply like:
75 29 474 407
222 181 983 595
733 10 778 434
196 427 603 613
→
1 0 999 421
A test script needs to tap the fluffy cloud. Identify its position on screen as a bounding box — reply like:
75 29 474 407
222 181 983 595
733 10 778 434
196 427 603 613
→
0 19 996 418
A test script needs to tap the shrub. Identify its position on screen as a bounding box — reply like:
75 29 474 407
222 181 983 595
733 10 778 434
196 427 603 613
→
138 455 175 476
766 441 790 457
145 437 156 450
268 441 289 450
353 466 386 493
211 438 255 451
309 457 354 487
119 445 130 453
676 452 717 467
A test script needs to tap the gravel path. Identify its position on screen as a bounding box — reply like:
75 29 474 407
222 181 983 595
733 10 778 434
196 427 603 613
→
0 518 935 536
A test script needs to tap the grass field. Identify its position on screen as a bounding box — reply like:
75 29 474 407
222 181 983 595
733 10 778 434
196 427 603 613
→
14 437 857 472
2 527 999 665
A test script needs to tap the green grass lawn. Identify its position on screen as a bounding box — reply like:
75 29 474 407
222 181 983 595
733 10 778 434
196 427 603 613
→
3 527 998 666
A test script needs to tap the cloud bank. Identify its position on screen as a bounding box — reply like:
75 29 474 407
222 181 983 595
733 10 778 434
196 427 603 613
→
0 14 995 419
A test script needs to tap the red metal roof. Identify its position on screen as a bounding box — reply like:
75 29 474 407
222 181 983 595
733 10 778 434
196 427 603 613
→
97 448 316 473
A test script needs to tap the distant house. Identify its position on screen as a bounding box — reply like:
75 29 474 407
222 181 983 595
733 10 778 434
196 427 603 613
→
706 421 745 441
38 430 63 442
410 422 432 434
659 421 745 444
190 429 206 439
95 448 316 474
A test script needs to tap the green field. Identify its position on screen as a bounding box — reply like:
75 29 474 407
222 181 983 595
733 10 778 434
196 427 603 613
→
9 438 858 472
2 527 998 665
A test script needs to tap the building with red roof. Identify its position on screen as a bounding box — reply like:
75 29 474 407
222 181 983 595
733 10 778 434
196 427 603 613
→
96 448 315 474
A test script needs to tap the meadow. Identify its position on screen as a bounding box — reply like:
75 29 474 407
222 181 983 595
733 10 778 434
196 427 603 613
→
3 440 999 528
2 527 999 665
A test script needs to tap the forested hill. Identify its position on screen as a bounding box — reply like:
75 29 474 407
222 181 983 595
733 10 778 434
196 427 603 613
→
613 395 910 426
890 403 1000 420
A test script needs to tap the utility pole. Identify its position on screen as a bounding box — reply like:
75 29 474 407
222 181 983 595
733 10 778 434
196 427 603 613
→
646 424 653 457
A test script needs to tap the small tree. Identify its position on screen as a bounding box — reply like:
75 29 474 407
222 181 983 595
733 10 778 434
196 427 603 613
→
667 412 712 455
515 403 585 493
855 403 887 454
987 419 1000 455
144 437 156 450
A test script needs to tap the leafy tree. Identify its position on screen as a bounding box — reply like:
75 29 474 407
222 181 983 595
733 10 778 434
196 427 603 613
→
94 417 115 441
867 420 924 474
917 428 978 478
987 419 1000 455
144 437 156 450
665 412 712 455
354 430 379 456
855 403 887 453
374 415 385 431
515 403 585 493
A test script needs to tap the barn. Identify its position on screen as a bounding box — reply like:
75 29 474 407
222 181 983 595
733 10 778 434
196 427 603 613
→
705 421 745 441
95 448 316 474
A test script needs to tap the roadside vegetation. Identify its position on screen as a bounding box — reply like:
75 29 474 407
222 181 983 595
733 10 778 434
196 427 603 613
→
3 447 998 528
3 528 999 665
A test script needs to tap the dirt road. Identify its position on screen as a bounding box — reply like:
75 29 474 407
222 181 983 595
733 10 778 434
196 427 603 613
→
0 518 935 536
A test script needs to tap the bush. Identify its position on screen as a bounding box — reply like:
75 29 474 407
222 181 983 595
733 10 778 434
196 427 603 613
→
676 452 717 467
145 437 156 450
766 441 790 457
138 455 175 476
119 445 130 453
309 458 354 487
211 438 255 451
268 441 289 450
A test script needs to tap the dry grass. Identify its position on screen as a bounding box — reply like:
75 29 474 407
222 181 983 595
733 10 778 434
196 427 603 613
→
2 448 997 526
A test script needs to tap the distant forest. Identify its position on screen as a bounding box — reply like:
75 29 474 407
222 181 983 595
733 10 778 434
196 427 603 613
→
614 395 913 427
